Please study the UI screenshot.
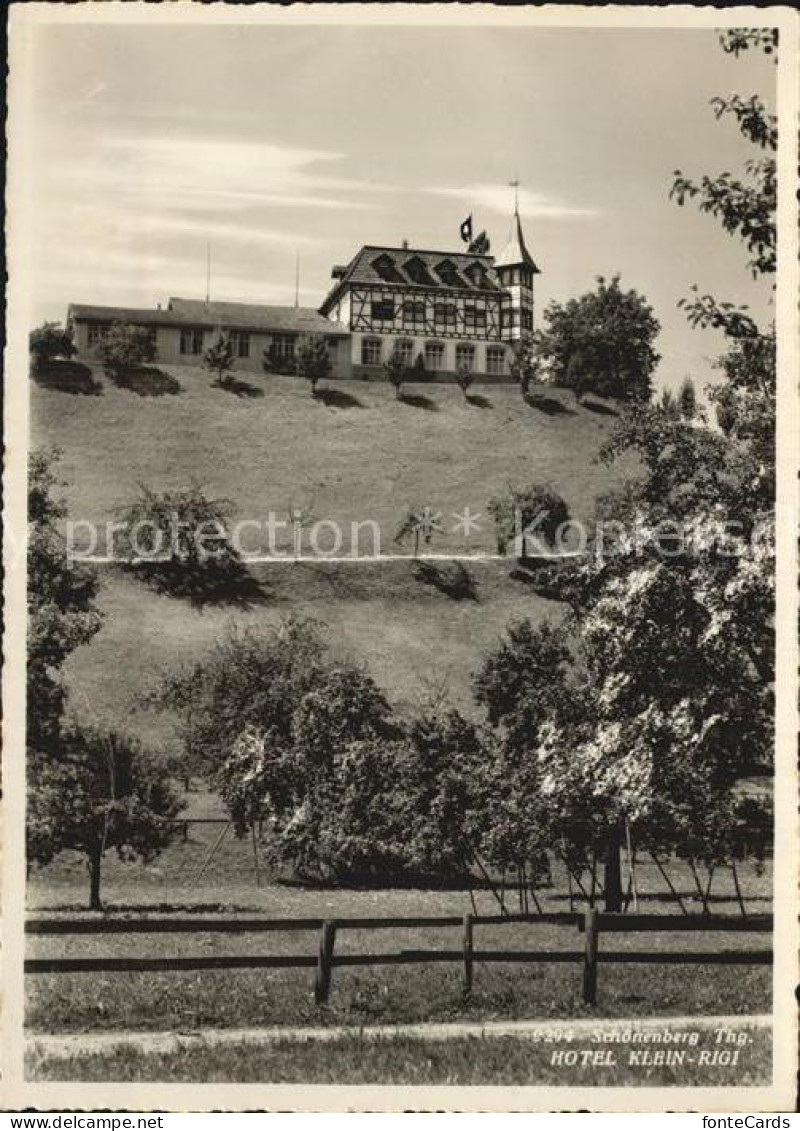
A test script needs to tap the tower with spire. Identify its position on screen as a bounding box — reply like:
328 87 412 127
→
495 181 540 342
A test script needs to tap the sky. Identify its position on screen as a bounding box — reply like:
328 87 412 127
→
21 22 776 392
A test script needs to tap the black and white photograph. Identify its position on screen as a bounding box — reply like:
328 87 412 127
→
3 2 798 1112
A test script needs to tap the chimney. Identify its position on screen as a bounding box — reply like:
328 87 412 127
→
402 239 409 250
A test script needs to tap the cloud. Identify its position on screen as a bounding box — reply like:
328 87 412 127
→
426 183 599 220
30 133 387 311
48 134 389 216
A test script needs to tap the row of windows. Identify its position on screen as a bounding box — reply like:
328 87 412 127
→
362 338 507 375
499 266 535 289
370 299 494 328
86 324 251 358
85 322 157 347
180 329 252 358
367 300 529 332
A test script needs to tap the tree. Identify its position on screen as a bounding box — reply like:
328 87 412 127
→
473 621 583 898
399 710 488 877
27 449 103 755
394 505 441 558
474 620 578 753
29 322 76 370
383 342 408 400
113 483 249 603
295 334 332 395
199 624 401 880
522 31 777 905
509 337 539 396
454 359 475 400
534 276 660 402
203 331 235 388
28 724 182 909
678 377 698 421
487 483 570 559
159 617 343 783
94 322 156 380
658 388 681 421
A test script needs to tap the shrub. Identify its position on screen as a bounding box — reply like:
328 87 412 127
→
94 322 156 380
454 360 475 399
203 331 235 388
383 343 408 400
29 322 76 370
113 483 247 602
295 334 332 394
488 483 571 558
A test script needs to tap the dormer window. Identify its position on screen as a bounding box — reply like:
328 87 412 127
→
435 259 460 287
404 256 434 286
371 254 403 283
465 262 486 287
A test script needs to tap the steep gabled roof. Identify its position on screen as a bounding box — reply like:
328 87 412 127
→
319 245 503 315
495 210 540 272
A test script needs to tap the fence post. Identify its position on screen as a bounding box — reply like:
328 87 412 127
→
582 907 599 1006
314 920 337 1005
462 913 474 997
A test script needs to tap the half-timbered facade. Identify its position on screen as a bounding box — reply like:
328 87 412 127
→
319 209 539 381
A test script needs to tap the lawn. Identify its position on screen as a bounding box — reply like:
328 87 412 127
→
32 364 632 553
31 364 634 749
27 851 773 1035
27 1023 772 1086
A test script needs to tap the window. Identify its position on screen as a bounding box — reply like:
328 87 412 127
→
433 303 456 329
435 259 460 287
86 321 104 346
362 338 382 366
464 306 487 333
180 328 204 355
425 342 445 371
371 254 402 283
404 257 434 286
465 262 484 287
455 344 475 370
486 346 506 376
394 339 414 367
402 299 426 328
270 334 296 364
371 300 395 322
230 331 250 359
521 309 533 331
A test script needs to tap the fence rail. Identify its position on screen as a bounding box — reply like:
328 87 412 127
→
25 910 773 1006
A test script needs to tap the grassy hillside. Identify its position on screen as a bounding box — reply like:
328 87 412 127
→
31 364 635 751
32 364 634 554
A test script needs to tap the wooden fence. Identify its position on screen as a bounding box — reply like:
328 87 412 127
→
25 911 772 1006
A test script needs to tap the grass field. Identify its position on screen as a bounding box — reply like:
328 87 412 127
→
32 364 631 551
31 364 633 747
27 1023 772 1086
27 843 772 1036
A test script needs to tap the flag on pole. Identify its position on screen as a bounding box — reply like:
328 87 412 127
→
460 215 473 244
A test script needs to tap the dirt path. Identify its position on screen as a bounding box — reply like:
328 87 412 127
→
28 1014 770 1061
